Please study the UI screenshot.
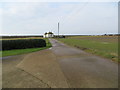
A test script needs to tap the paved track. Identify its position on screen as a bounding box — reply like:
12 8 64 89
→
2 55 50 88
49 39 118 88
2 39 118 88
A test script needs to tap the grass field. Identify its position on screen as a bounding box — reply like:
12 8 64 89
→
57 36 119 62
1 38 52 57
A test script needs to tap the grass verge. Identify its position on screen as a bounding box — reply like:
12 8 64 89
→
57 38 119 62
1 38 52 57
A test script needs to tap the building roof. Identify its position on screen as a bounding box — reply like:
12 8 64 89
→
44 32 53 35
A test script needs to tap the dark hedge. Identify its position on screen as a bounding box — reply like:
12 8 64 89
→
0 39 46 51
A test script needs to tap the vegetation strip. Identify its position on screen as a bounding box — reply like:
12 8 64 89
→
1 38 52 57
57 36 119 62
1 39 46 51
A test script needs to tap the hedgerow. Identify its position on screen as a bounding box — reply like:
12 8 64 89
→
1 39 46 51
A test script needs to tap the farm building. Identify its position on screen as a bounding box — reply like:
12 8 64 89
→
43 32 54 38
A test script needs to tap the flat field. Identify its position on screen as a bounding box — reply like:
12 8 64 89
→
57 36 119 62
1 37 52 57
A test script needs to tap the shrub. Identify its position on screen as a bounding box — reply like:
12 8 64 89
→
1 39 46 51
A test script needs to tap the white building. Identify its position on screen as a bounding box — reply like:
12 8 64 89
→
43 32 54 38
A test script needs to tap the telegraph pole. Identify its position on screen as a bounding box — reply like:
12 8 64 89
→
58 22 59 37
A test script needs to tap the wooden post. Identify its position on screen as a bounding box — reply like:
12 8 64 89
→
58 22 59 37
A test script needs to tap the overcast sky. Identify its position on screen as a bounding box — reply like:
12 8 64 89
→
0 0 118 35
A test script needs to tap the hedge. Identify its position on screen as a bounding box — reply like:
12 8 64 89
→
0 39 46 51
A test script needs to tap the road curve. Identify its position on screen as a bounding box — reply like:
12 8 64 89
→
49 39 118 88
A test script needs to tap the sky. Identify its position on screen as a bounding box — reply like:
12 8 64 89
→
0 0 118 35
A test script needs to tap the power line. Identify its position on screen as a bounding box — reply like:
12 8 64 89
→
62 1 89 24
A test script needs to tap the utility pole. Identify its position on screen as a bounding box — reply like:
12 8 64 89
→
58 22 59 37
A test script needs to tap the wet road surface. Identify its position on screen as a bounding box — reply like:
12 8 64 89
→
2 39 118 88
49 39 118 88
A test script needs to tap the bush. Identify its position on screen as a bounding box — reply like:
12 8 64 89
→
1 39 46 51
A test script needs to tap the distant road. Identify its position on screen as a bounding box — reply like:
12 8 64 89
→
49 39 118 88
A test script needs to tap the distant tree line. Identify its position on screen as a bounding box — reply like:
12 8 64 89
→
54 35 66 38
1 36 43 39
103 34 120 36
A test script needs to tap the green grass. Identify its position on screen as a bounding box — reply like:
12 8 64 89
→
1 38 52 57
57 37 119 62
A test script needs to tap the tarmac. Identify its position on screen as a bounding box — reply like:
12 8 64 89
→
2 39 118 88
